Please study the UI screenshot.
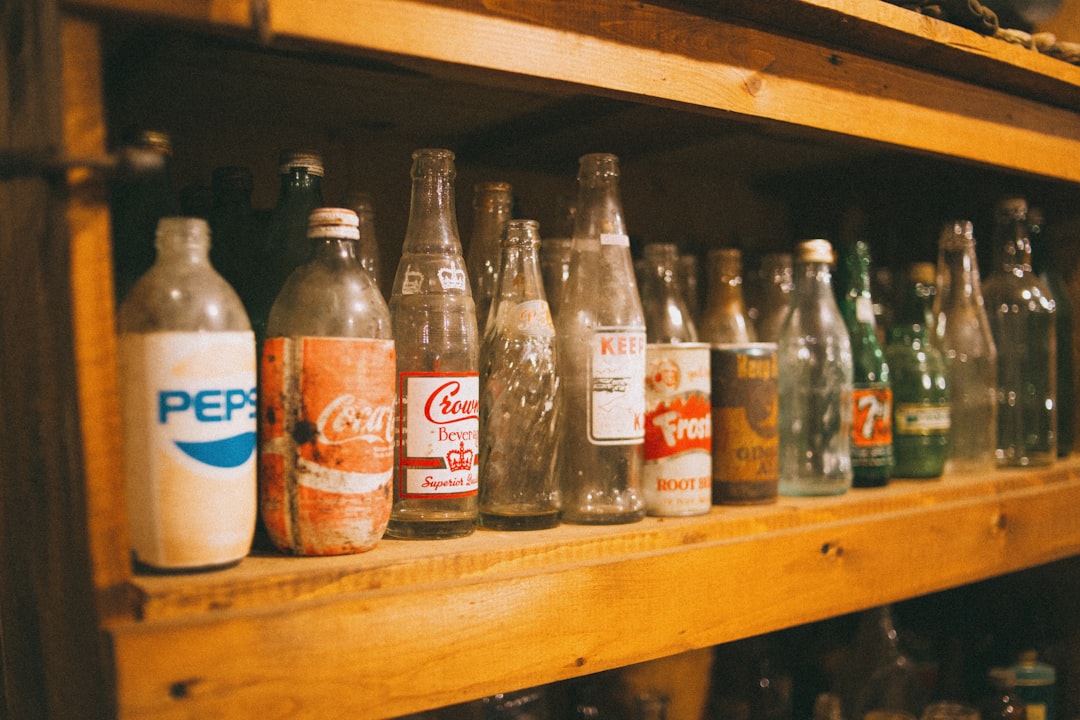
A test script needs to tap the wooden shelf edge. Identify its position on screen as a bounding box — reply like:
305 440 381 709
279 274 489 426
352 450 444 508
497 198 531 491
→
105 461 1080 719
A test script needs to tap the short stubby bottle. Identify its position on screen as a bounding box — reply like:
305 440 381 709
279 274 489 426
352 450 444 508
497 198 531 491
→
778 239 854 496
834 240 894 488
466 181 514 333
117 217 256 572
886 262 950 479
639 242 712 517
934 220 998 473
982 198 1057 467
259 208 395 556
556 153 646 525
388 149 480 539
479 220 561 530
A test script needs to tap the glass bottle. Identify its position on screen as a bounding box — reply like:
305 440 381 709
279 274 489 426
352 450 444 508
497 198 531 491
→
840 606 928 720
117 217 256 571
981 668 1028 720
1029 207 1073 457
479 219 561 530
466 181 514 332
1010 651 1055 720
777 239 853 496
388 149 479 539
110 128 181 302
679 253 704 327
259 208 395 555
480 686 552 720
886 262 950 479
639 243 712 517
756 252 794 343
700 248 757 344
208 165 256 318
342 190 383 295
933 220 998 473
982 198 1057 466
556 152 646 525
254 150 325 340
540 192 577 322
834 240 894 488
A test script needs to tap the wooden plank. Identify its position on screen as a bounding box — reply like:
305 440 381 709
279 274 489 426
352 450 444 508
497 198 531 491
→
62 0 253 27
108 464 1080 719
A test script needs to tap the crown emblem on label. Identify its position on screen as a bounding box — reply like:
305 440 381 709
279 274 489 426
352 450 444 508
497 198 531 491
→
401 266 424 295
437 266 467 291
445 441 474 472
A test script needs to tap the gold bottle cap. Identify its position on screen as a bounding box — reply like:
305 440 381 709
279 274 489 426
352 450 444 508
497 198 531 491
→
795 239 834 264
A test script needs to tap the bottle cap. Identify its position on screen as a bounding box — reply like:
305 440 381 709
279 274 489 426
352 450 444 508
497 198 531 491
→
279 150 325 176
796 239 835 264
308 208 360 240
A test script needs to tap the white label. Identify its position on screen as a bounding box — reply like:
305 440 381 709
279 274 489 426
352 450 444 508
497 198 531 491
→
119 331 257 568
600 233 630 247
496 299 555 338
400 373 480 497
855 295 876 325
589 329 646 444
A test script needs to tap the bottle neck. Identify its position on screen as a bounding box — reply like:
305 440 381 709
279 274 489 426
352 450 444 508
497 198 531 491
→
311 236 361 266
155 219 212 267
280 168 322 199
403 165 461 253
939 242 982 302
997 219 1033 273
574 177 626 239
794 261 834 299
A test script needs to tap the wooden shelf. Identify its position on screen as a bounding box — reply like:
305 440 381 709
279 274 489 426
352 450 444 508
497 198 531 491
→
106 460 1080 719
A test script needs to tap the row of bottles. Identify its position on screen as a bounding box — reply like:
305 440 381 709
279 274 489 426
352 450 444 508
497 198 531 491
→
112 131 1072 571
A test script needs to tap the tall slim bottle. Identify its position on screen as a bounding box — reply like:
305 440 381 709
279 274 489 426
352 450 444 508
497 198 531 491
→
1029 207 1072 457
700 247 757 344
117 217 256 571
886 262 950 478
983 198 1057 466
478 219 561 530
778 239 853 496
342 190 383 295
388 149 479 538
756 252 794 343
259 208 395 555
834 240 893 488
933 220 998 473
466 181 514 332
556 153 646 524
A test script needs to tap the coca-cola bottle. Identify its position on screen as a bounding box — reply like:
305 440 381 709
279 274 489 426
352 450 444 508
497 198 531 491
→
479 219 561 530
388 149 479 539
466 181 514 332
117 217 256 571
259 208 395 555
556 153 646 525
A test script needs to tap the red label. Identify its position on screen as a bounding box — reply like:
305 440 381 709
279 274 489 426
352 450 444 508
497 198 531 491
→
852 386 893 447
644 393 713 460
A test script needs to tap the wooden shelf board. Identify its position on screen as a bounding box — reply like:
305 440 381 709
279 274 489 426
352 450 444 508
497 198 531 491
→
106 460 1080 719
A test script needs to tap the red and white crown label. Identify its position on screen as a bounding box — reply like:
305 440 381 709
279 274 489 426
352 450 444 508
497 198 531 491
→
399 372 479 498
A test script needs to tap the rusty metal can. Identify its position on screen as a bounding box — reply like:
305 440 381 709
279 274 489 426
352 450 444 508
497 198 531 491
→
710 342 779 504
643 343 712 516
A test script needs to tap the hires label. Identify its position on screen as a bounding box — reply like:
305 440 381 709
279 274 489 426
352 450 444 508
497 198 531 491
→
399 373 480 498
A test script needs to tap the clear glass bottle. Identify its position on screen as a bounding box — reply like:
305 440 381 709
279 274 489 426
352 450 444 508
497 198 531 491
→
388 149 479 539
254 150 325 340
110 129 181 302
342 190 383 295
540 192 577 322
886 262 950 479
777 239 853 496
981 668 1028 720
467 181 514 332
208 165 256 318
933 220 998 473
679 253 704 327
479 219 561 530
834 240 894 488
982 198 1057 466
117 217 256 571
756 252 794 343
1029 207 1074 457
260 208 395 555
556 152 646 525
840 606 928 720
700 248 757 344
639 243 712 517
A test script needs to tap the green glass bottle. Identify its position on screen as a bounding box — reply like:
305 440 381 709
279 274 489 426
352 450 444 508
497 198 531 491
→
834 240 894 487
885 262 950 478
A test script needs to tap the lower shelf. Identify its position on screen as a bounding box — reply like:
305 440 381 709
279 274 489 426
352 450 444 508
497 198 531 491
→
105 459 1080 719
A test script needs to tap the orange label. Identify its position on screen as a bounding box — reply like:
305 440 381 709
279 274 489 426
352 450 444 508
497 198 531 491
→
852 386 893 447
259 336 396 555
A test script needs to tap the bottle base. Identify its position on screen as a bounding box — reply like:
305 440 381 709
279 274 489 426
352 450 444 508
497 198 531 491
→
480 509 560 531
851 474 890 489
560 509 645 525
778 479 851 497
385 516 477 539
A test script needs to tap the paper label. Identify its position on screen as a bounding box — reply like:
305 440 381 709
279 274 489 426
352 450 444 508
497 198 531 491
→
399 372 480 498
588 329 646 444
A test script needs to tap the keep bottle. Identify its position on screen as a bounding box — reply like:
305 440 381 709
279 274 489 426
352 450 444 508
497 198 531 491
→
556 152 647 525
117 217 256 571
388 149 479 539
259 208 395 556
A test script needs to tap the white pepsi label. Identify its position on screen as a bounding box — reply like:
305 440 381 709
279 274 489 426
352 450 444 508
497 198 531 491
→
119 331 257 569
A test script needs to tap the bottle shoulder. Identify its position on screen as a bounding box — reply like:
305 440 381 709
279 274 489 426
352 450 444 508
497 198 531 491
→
268 262 391 338
118 264 250 333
